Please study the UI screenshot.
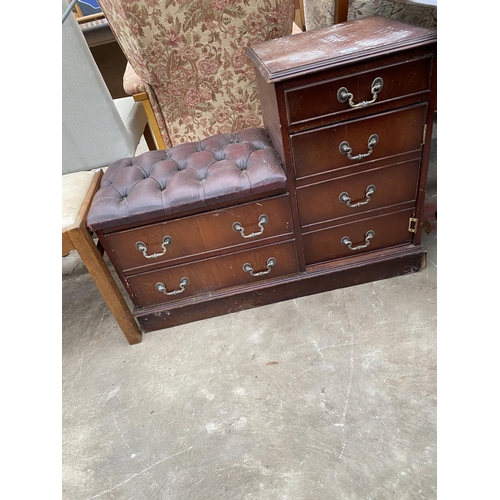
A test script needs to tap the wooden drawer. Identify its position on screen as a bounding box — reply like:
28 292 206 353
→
127 240 299 307
291 103 427 179
285 55 432 127
106 195 293 272
297 158 420 227
302 208 415 266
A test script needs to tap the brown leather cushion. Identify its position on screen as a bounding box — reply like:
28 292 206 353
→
87 128 287 231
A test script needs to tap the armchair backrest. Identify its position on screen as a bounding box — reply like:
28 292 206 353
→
303 0 437 32
62 0 141 174
98 0 294 146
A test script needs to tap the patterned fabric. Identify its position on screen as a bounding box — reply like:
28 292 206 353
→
98 0 294 146
123 62 148 95
303 0 437 32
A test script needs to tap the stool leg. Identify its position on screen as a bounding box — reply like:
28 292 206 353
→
68 224 142 345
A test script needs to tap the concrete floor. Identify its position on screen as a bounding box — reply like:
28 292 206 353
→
62 119 437 499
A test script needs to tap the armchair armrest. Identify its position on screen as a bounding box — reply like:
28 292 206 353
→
123 62 149 95
123 62 172 149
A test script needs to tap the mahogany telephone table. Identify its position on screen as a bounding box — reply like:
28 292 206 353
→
87 16 437 333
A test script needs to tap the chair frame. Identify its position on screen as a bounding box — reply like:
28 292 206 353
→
133 92 166 150
335 0 349 23
62 170 142 345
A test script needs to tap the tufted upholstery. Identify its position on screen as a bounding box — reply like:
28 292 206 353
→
87 128 286 231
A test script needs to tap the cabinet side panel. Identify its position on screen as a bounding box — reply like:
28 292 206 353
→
254 68 309 271
413 47 437 245
254 70 284 161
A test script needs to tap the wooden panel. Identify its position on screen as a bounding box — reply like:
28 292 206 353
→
106 195 293 272
134 245 427 333
247 16 436 83
297 158 420 227
128 240 299 308
302 208 415 266
285 56 432 126
85 15 437 336
334 0 349 24
291 103 427 179
253 70 285 163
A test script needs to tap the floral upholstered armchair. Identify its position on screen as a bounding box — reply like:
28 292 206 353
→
303 0 437 32
98 0 294 149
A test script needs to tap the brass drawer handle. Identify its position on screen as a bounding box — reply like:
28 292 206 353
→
341 230 375 251
339 185 376 208
155 277 189 296
135 236 172 259
337 77 384 108
232 214 268 239
243 257 276 277
339 134 378 161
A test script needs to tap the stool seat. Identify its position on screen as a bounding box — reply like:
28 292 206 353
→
62 170 96 230
87 128 286 231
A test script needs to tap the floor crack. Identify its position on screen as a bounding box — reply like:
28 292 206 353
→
86 446 194 499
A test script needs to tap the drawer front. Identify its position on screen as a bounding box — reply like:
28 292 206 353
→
297 159 420 227
128 240 299 308
285 56 432 126
291 103 427 179
106 196 293 272
303 208 414 266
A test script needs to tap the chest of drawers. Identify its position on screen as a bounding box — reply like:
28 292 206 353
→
88 16 436 335
247 15 436 274
108 194 298 309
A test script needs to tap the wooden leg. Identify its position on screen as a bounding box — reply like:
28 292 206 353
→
68 224 142 345
294 0 305 31
334 0 349 24
134 92 166 150
143 123 157 151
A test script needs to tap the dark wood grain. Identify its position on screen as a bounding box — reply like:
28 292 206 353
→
291 104 427 179
105 195 293 273
302 208 415 266
90 16 437 336
247 16 436 83
134 245 427 333
128 240 299 308
285 55 433 126
297 158 420 227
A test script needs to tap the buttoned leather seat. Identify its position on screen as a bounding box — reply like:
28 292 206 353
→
87 128 287 231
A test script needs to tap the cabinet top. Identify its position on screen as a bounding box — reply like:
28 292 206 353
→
247 16 437 83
